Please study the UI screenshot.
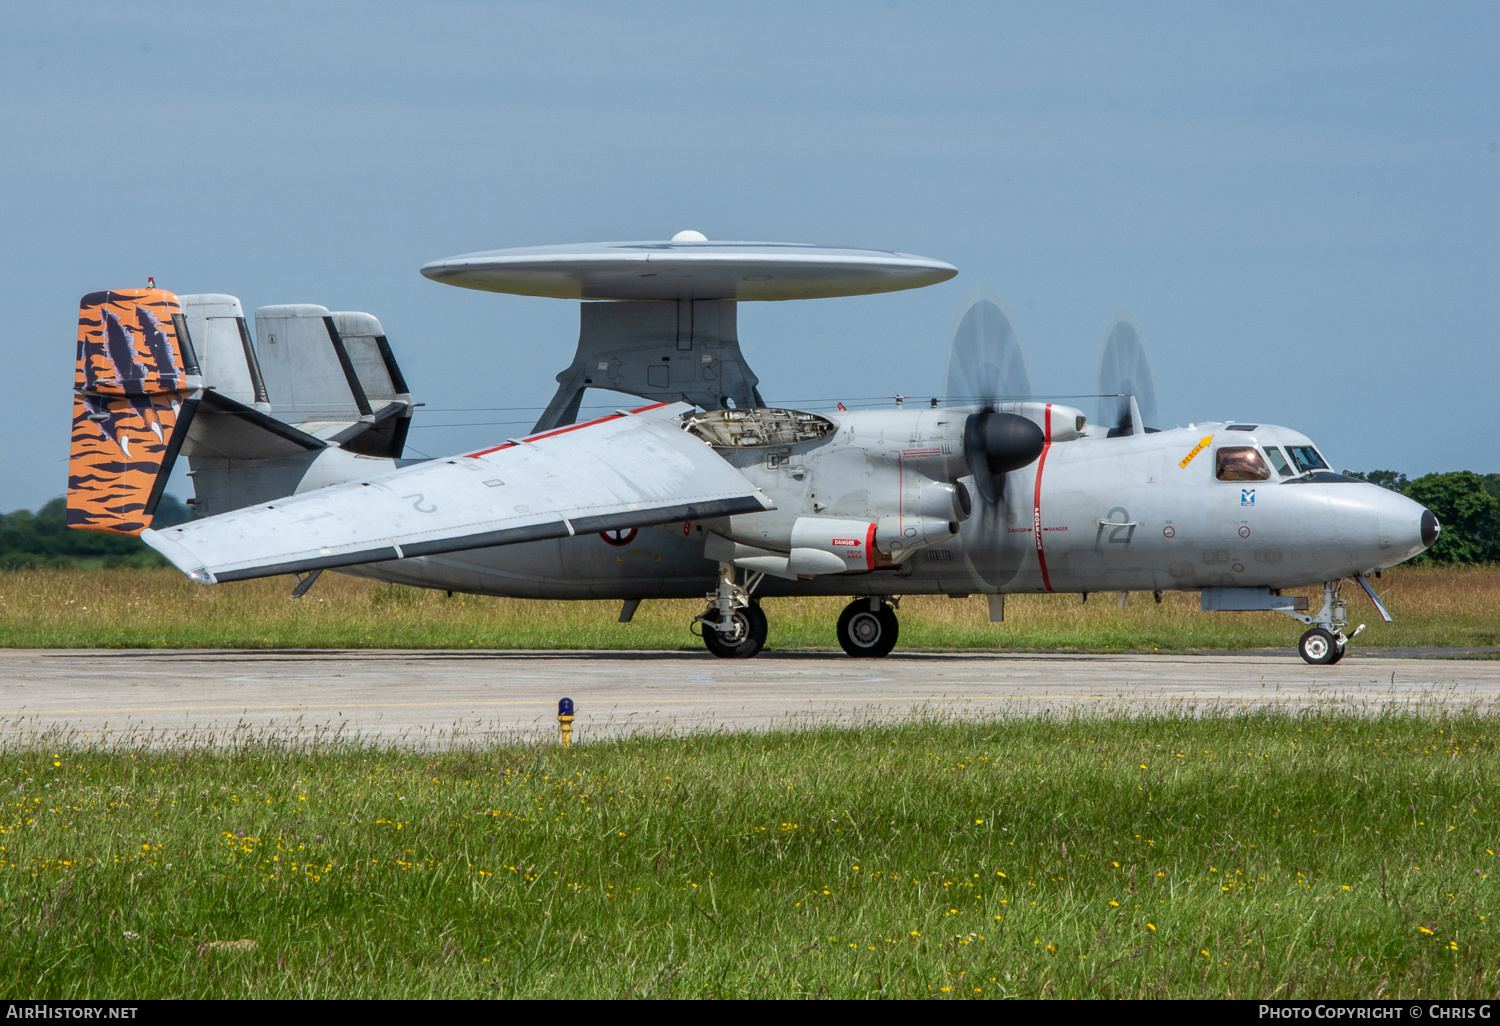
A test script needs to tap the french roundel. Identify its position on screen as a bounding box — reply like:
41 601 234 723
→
600 527 638 547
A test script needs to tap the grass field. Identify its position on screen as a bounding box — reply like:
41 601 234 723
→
0 564 1495 652
2 711 1496 998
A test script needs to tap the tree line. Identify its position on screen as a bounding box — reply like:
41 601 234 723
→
2 472 1497 569
0 496 193 569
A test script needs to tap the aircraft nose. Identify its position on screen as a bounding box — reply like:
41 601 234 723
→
1374 488 1436 566
1421 508 1441 550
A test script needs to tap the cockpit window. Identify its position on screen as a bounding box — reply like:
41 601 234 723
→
1263 446 1295 478
1285 445 1328 474
1216 446 1271 482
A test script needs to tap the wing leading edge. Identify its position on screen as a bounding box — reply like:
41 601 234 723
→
142 402 771 583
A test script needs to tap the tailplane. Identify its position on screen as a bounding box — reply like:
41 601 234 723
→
69 288 418 529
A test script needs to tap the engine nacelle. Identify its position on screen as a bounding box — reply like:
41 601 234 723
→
876 515 958 555
704 516 879 578
689 404 1068 575
900 475 971 523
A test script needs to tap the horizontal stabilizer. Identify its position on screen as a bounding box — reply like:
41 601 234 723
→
143 402 773 583
179 390 328 460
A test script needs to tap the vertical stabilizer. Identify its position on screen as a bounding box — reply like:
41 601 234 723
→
180 294 269 410
69 289 200 535
254 304 357 423
252 304 413 456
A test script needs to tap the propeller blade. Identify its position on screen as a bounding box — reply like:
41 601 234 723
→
939 296 1042 594
944 296 1031 406
1096 315 1159 435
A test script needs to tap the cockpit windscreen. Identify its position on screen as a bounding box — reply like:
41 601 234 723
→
1284 446 1328 474
1263 447 1295 477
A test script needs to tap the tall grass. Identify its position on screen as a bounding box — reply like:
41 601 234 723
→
2 710 1496 998
0 564 1495 651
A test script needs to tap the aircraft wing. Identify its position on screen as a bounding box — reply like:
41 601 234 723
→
142 402 772 583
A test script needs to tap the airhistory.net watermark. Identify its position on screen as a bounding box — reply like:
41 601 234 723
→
4 1006 138 1020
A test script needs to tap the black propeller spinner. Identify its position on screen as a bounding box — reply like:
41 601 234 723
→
963 410 1045 502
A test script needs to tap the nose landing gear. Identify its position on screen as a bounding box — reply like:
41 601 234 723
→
1285 581 1366 665
836 597 899 658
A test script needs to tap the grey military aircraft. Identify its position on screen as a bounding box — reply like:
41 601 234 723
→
69 233 1437 664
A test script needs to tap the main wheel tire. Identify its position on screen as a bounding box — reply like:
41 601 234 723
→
837 599 899 658
702 602 767 659
1298 627 1339 665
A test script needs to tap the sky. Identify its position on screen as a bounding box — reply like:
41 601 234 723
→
4 1 1497 511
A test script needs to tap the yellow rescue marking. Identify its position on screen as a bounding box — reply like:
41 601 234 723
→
1179 435 1214 469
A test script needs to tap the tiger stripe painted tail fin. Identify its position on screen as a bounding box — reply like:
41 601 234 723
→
69 289 200 535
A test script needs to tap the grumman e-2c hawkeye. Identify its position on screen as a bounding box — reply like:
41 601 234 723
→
66 234 1437 664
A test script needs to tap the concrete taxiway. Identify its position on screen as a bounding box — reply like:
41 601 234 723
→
0 648 1496 747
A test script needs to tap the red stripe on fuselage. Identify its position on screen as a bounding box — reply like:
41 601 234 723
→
464 402 672 458
865 521 877 571
1032 403 1054 592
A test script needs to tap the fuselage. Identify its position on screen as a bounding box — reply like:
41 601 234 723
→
332 407 1432 600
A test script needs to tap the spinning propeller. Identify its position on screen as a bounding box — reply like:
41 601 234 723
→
943 297 1045 503
944 295 1032 405
1096 315 1159 436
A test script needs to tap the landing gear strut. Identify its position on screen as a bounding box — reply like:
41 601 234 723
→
1284 580 1365 665
696 563 767 659
836 597 899 658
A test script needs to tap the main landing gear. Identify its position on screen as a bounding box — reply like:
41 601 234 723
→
702 602 768 658
695 563 902 659
1286 580 1366 665
696 563 768 659
836 597 899 658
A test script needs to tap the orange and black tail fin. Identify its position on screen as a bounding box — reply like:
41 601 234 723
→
69 289 200 535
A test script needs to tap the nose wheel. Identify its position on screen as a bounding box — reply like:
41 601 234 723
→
1298 627 1346 665
702 601 767 659
1284 581 1363 664
837 598 899 658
